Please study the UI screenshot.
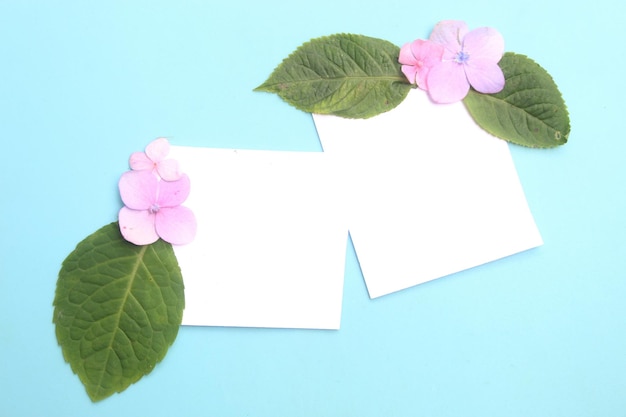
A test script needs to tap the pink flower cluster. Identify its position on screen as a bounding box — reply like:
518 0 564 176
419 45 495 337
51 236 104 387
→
399 20 505 103
118 138 197 246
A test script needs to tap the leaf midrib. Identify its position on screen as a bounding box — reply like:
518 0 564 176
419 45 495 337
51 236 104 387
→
262 74 406 88
91 244 147 396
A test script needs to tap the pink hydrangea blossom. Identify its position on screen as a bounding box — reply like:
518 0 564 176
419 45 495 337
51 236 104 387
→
399 20 505 104
129 137 182 181
426 20 505 103
399 39 444 88
118 170 197 245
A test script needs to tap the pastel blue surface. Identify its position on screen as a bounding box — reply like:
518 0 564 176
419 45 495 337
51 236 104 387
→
1 1 624 416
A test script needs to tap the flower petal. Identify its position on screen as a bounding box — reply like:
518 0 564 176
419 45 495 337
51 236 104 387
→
399 42 419 66
399 42 419 84
465 59 505 94
156 158 182 181
129 152 155 171
425 61 470 103
118 206 159 245
463 27 504 62
401 64 419 85
118 170 158 210
429 20 469 57
156 174 190 207
145 137 170 162
155 206 197 245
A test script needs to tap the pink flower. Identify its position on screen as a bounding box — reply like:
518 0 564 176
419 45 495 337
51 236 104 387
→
118 170 197 245
399 39 444 88
426 20 505 103
129 137 182 181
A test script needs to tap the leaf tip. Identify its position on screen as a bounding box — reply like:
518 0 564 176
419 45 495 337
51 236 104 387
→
252 83 268 93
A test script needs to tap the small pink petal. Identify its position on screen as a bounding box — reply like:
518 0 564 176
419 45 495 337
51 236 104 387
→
145 138 170 163
155 206 197 245
129 152 155 171
463 27 504 62
156 174 190 207
119 170 158 210
156 158 182 181
399 42 419 66
426 61 470 103
399 43 419 84
465 59 505 94
119 206 159 245
429 20 469 57
401 64 419 85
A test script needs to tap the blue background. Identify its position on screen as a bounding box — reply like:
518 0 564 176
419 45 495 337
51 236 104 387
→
1 1 624 416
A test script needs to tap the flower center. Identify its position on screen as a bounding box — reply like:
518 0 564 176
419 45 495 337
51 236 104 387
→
454 50 470 64
149 203 160 214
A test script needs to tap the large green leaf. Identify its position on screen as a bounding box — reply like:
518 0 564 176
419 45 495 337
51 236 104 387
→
255 33 412 119
464 52 570 148
53 222 184 402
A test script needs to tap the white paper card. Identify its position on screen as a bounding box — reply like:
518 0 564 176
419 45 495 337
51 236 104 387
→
169 147 348 329
313 89 543 298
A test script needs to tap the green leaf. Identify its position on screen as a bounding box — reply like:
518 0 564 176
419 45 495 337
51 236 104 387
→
464 52 570 148
255 33 412 119
53 222 184 402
